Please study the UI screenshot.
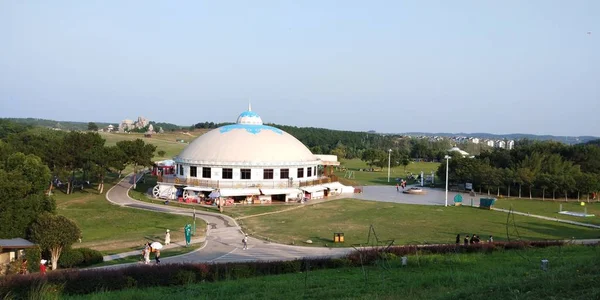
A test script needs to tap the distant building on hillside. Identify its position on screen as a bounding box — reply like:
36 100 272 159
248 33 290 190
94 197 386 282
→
507 140 515 150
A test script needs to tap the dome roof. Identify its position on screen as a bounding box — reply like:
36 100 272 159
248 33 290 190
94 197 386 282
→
176 107 318 166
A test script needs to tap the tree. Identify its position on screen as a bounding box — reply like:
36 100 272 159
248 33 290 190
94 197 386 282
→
401 155 410 172
117 139 156 188
157 150 166 158
0 152 55 239
536 173 552 200
502 168 514 197
87 122 98 131
575 173 597 201
29 213 80 270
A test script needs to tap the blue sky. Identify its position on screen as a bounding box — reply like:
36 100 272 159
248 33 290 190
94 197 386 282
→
1 1 598 136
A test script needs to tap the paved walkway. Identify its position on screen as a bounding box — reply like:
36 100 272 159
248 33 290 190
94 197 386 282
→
104 174 351 267
103 238 205 262
492 208 600 229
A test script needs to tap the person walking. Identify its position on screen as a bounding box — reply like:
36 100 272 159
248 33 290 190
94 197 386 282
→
155 250 161 264
488 235 494 243
455 234 460 244
143 243 151 264
165 229 171 245
242 234 248 250
396 183 399 192
464 235 470 245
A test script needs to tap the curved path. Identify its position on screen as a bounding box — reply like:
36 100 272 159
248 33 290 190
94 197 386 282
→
105 174 352 265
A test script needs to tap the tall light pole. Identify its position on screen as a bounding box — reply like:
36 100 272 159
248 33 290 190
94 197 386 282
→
387 149 392 183
445 155 451 207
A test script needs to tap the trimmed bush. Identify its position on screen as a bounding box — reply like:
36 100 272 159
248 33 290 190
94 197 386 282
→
59 249 85 268
58 248 103 268
77 248 103 266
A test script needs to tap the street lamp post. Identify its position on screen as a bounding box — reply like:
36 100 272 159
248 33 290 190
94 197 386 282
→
445 155 451 207
387 149 392 183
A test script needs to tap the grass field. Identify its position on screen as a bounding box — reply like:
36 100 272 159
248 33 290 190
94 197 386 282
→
55 174 205 253
67 245 600 300
99 132 189 160
494 198 600 226
239 199 600 247
335 158 440 186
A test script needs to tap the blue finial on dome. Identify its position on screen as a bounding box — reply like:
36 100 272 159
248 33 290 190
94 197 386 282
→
219 105 282 135
237 104 263 125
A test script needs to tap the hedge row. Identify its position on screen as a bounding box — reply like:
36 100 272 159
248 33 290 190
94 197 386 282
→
0 241 564 298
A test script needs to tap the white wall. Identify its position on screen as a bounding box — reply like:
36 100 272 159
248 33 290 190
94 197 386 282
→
179 165 318 182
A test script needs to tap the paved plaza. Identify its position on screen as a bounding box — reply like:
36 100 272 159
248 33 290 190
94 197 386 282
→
353 185 483 207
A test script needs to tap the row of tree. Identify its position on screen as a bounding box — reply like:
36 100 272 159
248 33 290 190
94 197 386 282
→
1 120 157 269
437 141 600 200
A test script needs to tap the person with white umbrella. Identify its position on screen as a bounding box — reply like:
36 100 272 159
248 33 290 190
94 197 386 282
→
151 241 163 264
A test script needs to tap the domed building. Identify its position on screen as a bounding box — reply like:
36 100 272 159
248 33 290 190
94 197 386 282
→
152 105 354 204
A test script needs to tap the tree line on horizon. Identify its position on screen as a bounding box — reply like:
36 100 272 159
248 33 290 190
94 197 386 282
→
436 140 600 200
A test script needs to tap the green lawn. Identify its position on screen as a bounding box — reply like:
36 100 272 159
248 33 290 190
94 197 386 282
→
55 174 205 253
67 245 600 300
494 198 600 226
240 199 600 247
99 132 188 160
335 158 440 186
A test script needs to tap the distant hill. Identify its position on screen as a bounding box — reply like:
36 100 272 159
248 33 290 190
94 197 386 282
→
586 139 600 146
3 118 184 132
401 132 599 145
2 118 115 131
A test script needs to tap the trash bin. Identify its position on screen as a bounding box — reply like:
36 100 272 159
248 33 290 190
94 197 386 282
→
333 233 344 243
479 198 496 209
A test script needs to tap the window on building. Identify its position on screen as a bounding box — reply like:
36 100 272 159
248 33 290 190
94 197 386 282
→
297 168 304 178
222 168 233 179
313 167 316 176
280 169 289 179
263 169 274 179
179 165 184 176
202 167 211 178
190 166 197 177
307 166 312 177
241 169 251 180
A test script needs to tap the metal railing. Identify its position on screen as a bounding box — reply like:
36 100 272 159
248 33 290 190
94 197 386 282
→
157 174 339 189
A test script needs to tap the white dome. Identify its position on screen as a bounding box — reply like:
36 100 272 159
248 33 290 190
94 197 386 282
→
176 109 318 166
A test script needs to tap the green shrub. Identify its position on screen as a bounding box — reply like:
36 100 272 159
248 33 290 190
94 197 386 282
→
25 246 42 273
77 248 103 266
57 248 103 268
58 248 84 268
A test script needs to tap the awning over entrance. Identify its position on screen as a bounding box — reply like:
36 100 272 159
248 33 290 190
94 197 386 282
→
183 186 214 192
260 188 302 195
321 182 345 189
299 185 327 193
0 238 36 249
219 188 261 197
